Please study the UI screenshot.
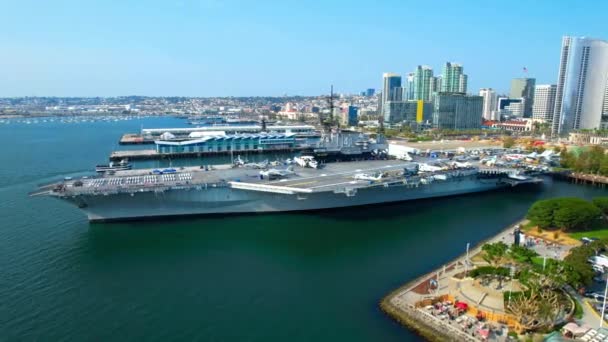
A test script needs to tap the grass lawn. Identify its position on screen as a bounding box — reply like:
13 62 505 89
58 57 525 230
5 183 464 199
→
568 220 608 240
570 229 608 240
531 256 545 267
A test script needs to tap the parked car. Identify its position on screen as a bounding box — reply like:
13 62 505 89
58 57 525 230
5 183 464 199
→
585 292 606 302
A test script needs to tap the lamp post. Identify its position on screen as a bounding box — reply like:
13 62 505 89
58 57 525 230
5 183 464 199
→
601 276 608 328
508 266 515 306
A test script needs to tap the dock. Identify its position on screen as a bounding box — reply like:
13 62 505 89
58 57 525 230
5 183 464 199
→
552 170 608 188
570 172 608 188
109 147 305 161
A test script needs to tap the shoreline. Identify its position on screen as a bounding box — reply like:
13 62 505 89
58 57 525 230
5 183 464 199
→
379 218 525 341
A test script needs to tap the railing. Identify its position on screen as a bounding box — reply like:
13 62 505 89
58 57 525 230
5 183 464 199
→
229 181 313 194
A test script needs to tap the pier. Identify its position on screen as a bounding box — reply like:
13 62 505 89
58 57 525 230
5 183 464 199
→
570 172 608 188
552 170 608 188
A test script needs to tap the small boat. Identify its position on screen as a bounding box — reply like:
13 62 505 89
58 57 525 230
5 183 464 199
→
96 159 132 173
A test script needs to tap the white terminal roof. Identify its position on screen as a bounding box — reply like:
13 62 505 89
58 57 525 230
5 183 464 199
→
155 133 295 146
142 125 315 135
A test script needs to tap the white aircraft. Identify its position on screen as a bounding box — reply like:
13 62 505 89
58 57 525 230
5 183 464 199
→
294 156 318 169
395 152 413 161
418 163 443 172
481 156 497 166
450 161 471 168
259 166 295 179
244 160 269 169
353 172 384 181
233 155 246 166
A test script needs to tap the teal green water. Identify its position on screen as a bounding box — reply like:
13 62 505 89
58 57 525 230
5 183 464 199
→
1 118 605 341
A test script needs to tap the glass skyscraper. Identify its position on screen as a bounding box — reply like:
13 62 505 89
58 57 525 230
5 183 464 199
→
382 73 402 105
510 78 536 118
552 36 608 135
441 62 467 93
413 66 434 101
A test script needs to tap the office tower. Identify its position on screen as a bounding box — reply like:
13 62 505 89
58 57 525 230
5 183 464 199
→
394 87 404 102
510 78 536 117
413 66 434 101
405 73 415 100
383 100 433 124
432 93 483 129
341 106 358 126
532 85 557 122
552 36 608 135
602 82 608 129
365 88 375 97
497 98 524 118
441 62 467 93
433 76 442 95
382 73 402 105
479 88 498 121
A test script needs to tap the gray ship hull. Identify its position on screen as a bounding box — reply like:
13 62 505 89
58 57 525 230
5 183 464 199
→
63 176 507 222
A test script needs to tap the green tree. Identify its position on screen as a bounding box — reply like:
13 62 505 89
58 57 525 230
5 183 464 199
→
503 136 515 148
563 240 605 288
527 199 560 229
553 198 601 231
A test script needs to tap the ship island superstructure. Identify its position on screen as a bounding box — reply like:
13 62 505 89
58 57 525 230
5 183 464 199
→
31 158 541 222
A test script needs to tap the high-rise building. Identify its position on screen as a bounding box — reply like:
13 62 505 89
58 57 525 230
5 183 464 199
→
383 100 433 124
479 88 498 121
382 73 402 106
602 82 608 129
497 98 524 118
441 62 467 93
413 66 434 101
340 106 358 126
532 85 557 122
394 87 404 102
432 93 483 129
510 78 536 118
430 76 440 97
405 73 415 101
552 36 608 135
365 88 375 97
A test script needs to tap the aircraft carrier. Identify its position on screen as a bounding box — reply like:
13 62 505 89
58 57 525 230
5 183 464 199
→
31 158 542 222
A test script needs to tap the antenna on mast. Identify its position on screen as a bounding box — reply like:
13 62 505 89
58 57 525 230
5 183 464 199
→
320 85 336 134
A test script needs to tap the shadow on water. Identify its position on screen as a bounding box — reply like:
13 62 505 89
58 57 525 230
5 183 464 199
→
81 184 546 261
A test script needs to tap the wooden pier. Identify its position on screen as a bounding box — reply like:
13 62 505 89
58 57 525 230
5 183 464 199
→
569 172 608 188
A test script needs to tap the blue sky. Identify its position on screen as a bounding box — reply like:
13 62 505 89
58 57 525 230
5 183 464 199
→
1 0 607 97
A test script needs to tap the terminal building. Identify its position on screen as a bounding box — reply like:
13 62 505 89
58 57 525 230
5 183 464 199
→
142 125 316 140
155 133 297 154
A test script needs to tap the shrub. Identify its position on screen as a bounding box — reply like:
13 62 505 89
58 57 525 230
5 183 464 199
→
593 197 608 216
469 266 510 278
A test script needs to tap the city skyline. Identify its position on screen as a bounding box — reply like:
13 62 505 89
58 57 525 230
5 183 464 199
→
1 0 607 97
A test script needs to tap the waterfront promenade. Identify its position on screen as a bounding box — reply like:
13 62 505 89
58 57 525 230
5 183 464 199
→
380 220 560 341
380 218 588 341
381 221 531 341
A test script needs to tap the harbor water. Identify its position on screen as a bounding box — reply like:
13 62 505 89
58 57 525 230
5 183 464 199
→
1 117 606 341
